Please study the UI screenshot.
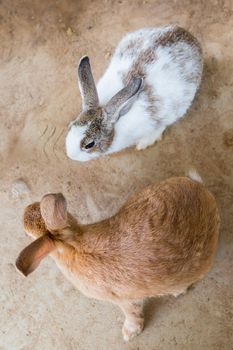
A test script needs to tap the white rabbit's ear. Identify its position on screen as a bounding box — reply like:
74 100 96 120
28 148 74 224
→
105 77 143 123
78 56 99 110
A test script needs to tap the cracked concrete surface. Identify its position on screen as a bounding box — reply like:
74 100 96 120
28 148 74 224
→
0 0 233 349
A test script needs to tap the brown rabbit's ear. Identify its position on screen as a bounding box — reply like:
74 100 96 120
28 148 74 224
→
16 235 54 276
105 76 143 123
23 202 48 238
78 56 99 110
40 193 68 231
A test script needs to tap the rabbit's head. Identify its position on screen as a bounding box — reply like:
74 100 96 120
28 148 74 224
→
66 56 142 161
16 193 76 276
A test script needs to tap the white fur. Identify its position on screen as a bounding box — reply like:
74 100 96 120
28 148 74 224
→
188 169 203 183
66 125 88 161
66 25 203 161
66 124 100 161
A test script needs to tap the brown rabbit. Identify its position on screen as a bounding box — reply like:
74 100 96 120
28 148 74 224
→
16 174 219 341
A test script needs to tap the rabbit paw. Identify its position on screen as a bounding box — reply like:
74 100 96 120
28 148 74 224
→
136 140 153 150
172 288 187 297
136 137 157 150
136 129 165 150
122 318 144 341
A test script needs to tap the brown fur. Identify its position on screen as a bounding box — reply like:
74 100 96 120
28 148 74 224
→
121 26 202 118
16 177 220 340
120 26 201 57
75 109 115 153
156 26 202 85
76 58 142 154
40 193 67 230
23 202 49 237
16 234 54 276
122 49 157 116
73 78 141 154
154 26 201 51
78 56 99 110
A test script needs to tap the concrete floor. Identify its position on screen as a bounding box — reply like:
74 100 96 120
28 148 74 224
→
0 0 233 349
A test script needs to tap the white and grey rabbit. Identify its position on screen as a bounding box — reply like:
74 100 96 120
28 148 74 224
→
66 25 203 162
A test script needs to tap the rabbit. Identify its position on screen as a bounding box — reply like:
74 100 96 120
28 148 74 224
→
16 172 219 341
66 25 203 161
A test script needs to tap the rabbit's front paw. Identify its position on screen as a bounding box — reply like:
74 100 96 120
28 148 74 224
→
136 129 164 150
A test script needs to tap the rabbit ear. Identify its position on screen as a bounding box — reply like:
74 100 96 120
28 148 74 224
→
105 77 143 123
23 202 48 238
40 193 68 231
16 235 54 276
78 56 99 110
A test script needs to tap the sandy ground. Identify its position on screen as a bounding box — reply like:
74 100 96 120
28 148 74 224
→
0 0 233 349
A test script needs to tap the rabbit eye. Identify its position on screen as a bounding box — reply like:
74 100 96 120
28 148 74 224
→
85 141 95 149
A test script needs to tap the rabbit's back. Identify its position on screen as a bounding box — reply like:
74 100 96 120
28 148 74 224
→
118 177 218 258
97 26 203 124
74 178 219 300
96 177 219 298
